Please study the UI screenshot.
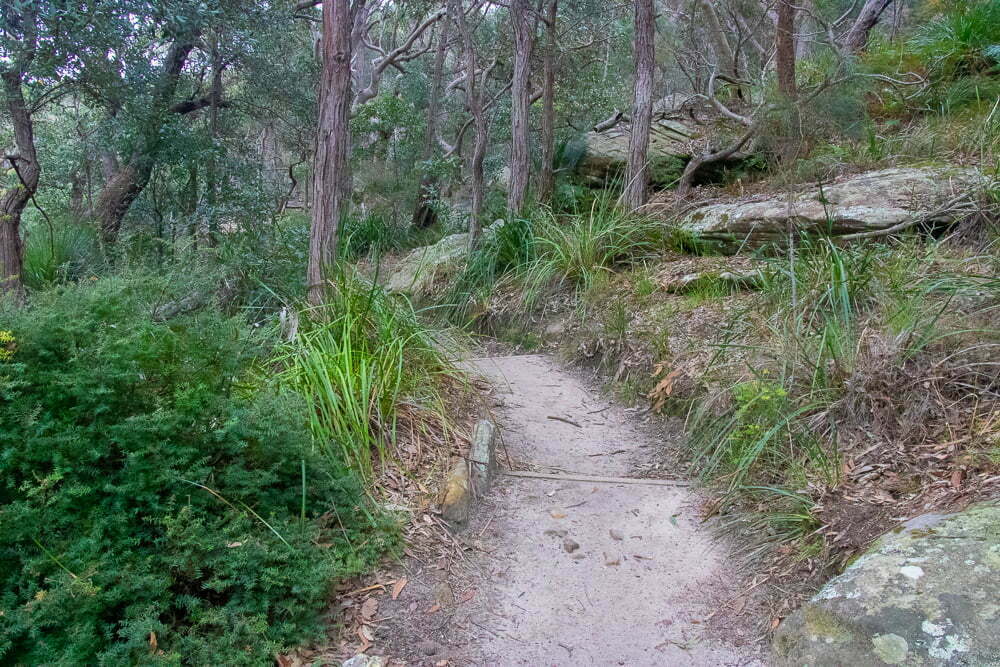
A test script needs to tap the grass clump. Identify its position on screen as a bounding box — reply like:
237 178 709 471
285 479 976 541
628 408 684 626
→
442 197 664 327
22 220 100 289
684 236 1000 564
276 273 456 482
0 276 394 664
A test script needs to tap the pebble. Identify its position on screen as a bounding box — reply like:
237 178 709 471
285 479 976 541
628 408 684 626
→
563 538 580 553
418 640 440 656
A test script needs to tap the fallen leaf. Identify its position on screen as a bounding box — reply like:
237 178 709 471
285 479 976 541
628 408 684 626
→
550 510 567 519
149 632 157 653
226 541 243 548
426 603 441 614
950 469 964 489
771 616 782 630
361 597 378 620
457 589 476 604
391 577 408 600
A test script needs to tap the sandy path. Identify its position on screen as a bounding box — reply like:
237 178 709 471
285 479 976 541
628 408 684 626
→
379 354 762 666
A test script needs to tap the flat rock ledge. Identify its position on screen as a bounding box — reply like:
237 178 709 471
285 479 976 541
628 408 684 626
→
679 166 988 249
773 502 1000 666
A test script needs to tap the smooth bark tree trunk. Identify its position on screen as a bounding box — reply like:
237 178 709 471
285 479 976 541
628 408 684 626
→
0 26 40 301
507 0 534 216
623 0 654 211
843 0 894 53
451 0 487 249
95 37 197 246
308 0 355 305
412 21 450 229
538 0 558 205
697 0 740 95
776 0 797 98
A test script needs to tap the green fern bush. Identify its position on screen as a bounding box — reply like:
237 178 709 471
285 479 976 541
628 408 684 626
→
0 277 394 664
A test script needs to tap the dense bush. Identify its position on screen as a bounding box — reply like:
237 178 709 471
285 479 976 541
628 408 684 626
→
0 277 394 664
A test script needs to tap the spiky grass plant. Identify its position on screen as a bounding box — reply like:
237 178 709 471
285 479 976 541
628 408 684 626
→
519 196 663 308
275 273 457 483
687 233 1000 562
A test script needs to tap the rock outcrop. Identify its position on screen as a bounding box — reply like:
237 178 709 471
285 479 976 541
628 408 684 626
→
679 166 986 249
773 502 1000 666
386 232 469 297
387 220 505 298
578 95 742 186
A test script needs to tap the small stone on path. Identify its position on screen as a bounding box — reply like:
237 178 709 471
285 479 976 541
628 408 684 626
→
563 537 580 553
418 640 440 656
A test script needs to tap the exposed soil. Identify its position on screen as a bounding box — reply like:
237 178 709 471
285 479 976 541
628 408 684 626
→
372 354 765 666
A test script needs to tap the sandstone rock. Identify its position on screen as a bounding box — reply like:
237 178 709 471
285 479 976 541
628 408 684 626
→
417 640 440 656
772 502 1000 666
387 232 469 297
579 96 743 186
469 419 497 496
342 655 386 667
440 460 471 525
679 166 987 249
386 220 505 298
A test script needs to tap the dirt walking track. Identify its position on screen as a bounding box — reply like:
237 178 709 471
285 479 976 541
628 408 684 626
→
380 354 763 666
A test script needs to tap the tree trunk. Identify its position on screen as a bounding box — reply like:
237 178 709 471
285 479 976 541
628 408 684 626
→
411 21 450 229
202 30 224 247
623 0 654 211
1 70 40 301
843 0 894 53
697 0 740 94
451 0 487 249
95 36 197 246
507 0 534 216
307 0 355 305
538 0 558 205
776 0 797 98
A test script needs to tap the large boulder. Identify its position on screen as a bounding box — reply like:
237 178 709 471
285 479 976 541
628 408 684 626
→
578 95 742 186
773 502 1000 666
386 232 469 296
387 220 506 298
679 166 987 249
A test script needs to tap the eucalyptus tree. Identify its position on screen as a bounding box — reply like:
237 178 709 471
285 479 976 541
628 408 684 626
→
507 0 533 214
624 0 654 210
0 1 40 299
306 0 443 302
448 0 489 249
537 0 557 204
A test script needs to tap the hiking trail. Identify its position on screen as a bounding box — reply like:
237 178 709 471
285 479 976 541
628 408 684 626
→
379 354 763 666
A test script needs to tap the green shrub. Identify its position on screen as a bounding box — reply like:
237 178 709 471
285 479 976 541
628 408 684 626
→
216 211 310 318
444 217 537 323
0 277 394 664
